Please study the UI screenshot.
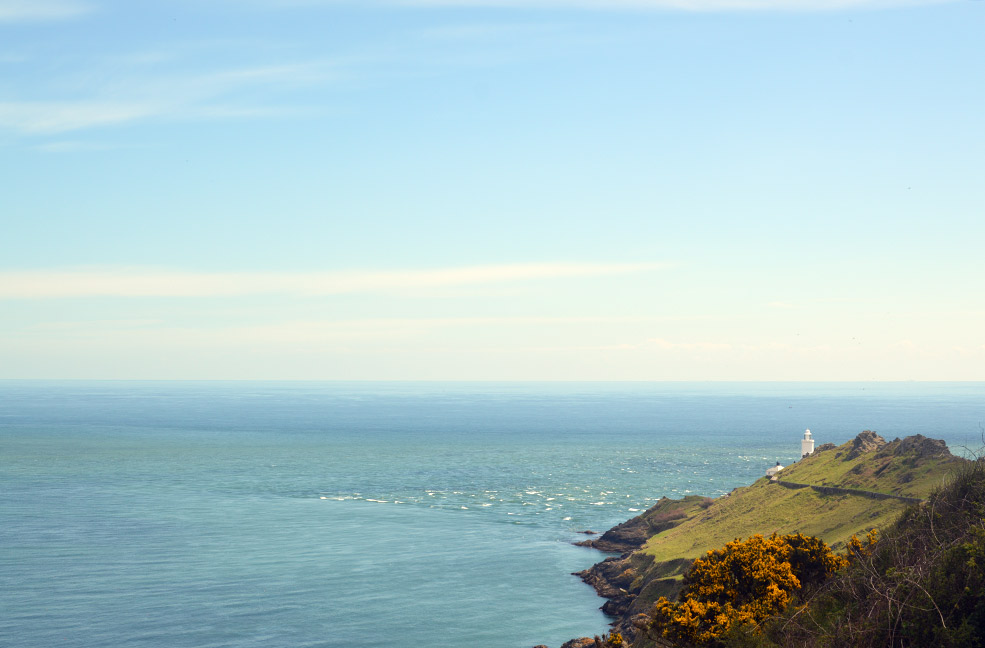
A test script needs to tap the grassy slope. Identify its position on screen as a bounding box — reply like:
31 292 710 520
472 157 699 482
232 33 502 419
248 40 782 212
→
629 436 965 596
763 458 985 647
777 439 957 498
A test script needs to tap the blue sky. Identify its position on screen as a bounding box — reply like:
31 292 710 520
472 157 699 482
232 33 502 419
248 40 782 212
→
1 0 983 380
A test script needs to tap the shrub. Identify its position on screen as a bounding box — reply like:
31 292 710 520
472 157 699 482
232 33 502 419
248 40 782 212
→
648 533 846 646
766 460 985 647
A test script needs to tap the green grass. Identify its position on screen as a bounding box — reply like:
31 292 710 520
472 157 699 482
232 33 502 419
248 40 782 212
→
777 440 959 498
627 435 967 604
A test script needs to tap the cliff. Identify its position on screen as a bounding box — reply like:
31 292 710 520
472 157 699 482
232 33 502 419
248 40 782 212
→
568 432 967 647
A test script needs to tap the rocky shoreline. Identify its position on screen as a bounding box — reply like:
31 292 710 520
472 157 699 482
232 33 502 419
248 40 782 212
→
570 501 699 646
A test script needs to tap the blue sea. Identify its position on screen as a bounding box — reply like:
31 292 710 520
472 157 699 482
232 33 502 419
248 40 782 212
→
2 381 983 648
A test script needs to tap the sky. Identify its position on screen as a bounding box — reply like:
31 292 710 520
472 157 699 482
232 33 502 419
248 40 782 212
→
1 0 983 381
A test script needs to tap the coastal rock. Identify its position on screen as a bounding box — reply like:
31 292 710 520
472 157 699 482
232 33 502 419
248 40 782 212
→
575 550 688 643
575 515 653 553
559 638 598 648
846 430 887 460
575 496 697 553
894 434 951 459
576 557 632 601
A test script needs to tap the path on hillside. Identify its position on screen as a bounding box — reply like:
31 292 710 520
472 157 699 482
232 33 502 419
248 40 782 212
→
772 479 925 504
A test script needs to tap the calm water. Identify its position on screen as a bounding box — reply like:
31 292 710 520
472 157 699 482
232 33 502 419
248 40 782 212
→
1 381 983 648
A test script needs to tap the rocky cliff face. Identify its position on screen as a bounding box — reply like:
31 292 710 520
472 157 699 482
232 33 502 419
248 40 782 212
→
846 430 886 459
568 497 713 645
575 496 706 554
890 434 951 459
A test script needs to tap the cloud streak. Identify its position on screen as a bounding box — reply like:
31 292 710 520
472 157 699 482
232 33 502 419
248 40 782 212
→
0 262 666 299
0 101 154 134
0 59 337 135
0 0 92 23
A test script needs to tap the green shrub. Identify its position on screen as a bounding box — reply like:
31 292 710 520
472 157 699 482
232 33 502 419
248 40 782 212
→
764 460 985 648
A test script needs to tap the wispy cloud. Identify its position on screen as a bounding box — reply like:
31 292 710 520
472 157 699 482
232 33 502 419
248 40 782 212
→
32 139 120 152
0 262 667 299
0 0 93 23
0 57 337 135
0 101 154 134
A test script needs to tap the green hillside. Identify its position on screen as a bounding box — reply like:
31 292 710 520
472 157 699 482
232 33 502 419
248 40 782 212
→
760 458 985 647
575 432 968 648
641 432 960 564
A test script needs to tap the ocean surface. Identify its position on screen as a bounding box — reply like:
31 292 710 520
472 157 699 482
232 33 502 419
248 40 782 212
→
2 381 983 648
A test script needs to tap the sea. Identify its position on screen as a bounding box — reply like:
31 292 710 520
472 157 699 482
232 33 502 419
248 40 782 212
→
1 381 983 648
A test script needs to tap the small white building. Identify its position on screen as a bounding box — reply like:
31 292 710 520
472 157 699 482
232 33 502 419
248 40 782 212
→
802 429 815 457
766 461 784 478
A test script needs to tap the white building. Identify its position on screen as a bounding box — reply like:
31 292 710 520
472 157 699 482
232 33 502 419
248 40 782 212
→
802 429 815 457
766 461 784 478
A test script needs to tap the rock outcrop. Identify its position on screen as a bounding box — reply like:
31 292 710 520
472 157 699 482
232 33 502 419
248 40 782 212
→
893 434 951 459
575 496 707 554
559 638 597 648
846 430 886 460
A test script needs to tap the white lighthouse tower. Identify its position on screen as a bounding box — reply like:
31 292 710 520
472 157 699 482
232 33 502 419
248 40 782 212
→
801 429 815 457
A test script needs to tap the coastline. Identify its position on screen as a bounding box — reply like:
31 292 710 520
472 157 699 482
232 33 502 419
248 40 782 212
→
551 431 968 648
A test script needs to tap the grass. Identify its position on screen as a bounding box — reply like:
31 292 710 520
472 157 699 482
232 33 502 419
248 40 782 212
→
760 457 985 647
627 434 967 605
777 439 959 498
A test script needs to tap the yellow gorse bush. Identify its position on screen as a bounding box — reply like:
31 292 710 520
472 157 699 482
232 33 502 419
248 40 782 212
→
649 532 848 645
847 528 879 560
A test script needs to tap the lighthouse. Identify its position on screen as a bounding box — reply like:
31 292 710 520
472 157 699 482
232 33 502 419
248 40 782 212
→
801 429 815 457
